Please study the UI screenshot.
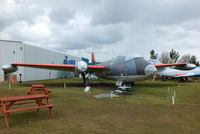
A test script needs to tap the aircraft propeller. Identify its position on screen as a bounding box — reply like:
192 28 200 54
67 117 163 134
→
144 64 157 82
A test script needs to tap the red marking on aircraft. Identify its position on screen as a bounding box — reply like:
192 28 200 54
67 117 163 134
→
88 66 105 69
12 63 75 68
155 63 186 67
92 52 96 62
176 73 187 76
117 64 124 73
12 63 105 69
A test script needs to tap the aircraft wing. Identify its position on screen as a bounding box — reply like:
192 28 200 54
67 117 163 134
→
150 59 195 69
154 63 187 68
12 63 105 72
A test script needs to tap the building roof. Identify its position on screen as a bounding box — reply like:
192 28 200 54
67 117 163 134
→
0 40 22 43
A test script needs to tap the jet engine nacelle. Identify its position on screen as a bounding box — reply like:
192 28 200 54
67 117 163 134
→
173 64 196 70
2 64 18 73
75 61 88 73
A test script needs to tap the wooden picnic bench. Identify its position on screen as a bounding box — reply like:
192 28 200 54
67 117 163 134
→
0 94 54 128
26 85 51 96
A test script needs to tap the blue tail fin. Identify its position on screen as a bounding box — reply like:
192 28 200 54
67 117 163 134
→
150 59 162 65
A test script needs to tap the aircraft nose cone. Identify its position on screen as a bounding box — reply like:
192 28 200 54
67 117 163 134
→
144 64 157 77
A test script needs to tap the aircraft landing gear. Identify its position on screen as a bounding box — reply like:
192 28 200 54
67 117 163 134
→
179 77 188 82
81 73 90 86
81 73 91 93
162 76 166 81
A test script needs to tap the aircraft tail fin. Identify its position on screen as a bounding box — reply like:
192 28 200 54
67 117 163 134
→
92 52 96 65
149 59 162 65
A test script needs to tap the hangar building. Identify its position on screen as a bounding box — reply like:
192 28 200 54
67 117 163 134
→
0 40 81 82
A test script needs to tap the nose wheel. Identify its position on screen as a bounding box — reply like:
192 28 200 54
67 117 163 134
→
81 73 90 86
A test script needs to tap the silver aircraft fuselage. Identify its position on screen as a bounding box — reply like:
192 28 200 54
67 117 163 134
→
157 66 200 77
95 56 157 82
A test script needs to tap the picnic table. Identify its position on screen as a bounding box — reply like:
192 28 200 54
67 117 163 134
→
26 85 51 96
0 94 54 128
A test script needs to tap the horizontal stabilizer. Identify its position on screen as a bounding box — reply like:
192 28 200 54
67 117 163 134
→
150 59 188 68
154 63 187 68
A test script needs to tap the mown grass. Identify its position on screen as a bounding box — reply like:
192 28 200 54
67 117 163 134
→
0 78 200 134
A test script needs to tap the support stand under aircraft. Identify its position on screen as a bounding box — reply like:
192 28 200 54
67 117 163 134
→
115 80 133 95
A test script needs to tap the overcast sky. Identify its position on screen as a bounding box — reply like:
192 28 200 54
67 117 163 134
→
0 0 200 61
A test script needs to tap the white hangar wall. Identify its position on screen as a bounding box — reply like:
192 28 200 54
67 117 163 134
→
0 40 24 81
0 40 81 82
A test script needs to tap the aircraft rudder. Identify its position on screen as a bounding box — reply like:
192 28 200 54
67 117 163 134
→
150 58 162 65
92 52 96 65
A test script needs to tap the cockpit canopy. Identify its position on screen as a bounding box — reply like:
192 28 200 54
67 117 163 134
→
125 54 143 61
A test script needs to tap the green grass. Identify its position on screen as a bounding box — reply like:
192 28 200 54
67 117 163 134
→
0 78 200 134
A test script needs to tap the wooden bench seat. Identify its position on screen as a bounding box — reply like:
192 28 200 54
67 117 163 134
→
5 104 54 113
0 95 49 102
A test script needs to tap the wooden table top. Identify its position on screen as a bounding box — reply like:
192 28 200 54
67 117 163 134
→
0 95 49 102
32 85 45 88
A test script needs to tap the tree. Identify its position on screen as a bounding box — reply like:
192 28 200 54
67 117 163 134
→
190 55 199 66
150 50 158 59
159 51 170 64
179 54 191 63
169 49 180 63
179 54 199 66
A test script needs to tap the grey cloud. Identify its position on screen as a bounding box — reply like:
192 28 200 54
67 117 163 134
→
0 1 44 31
0 13 14 31
16 4 45 24
49 7 75 24
55 24 126 49
92 0 137 25
0 0 200 61
34 0 100 14
92 0 200 26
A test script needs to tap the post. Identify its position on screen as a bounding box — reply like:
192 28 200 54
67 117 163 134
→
111 91 113 99
172 96 175 105
9 83 11 90
168 87 170 92
64 83 66 88
4 72 8 81
19 74 22 83
174 90 176 97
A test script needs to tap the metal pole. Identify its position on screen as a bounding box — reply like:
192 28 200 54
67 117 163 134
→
19 74 22 83
9 83 11 90
172 96 175 105
64 83 66 88
174 90 176 97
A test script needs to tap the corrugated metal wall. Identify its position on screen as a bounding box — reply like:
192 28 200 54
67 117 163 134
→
0 40 24 81
23 44 78 81
0 40 81 82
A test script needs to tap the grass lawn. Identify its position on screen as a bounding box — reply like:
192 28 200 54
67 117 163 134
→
0 78 200 134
